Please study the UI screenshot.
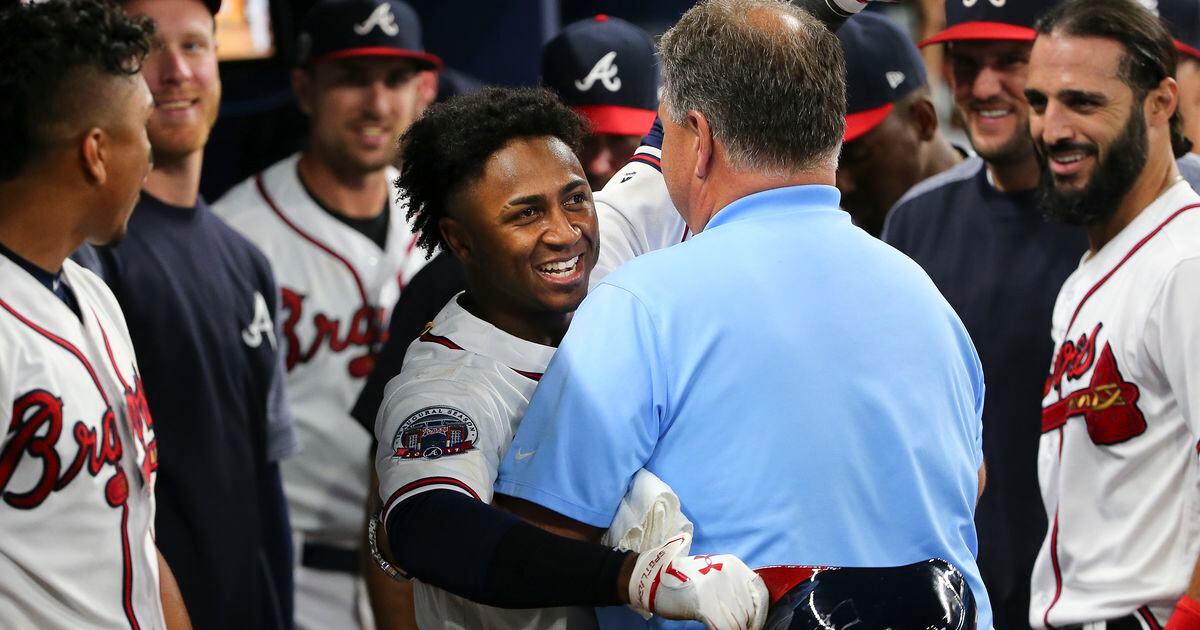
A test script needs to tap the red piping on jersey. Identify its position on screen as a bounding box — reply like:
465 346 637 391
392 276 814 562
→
255 174 371 306
1043 513 1063 629
383 475 481 515
0 297 110 405
119 502 139 630
1042 201 1200 627
679 224 689 244
1137 606 1162 630
418 332 543 382
1065 202 1200 331
630 154 662 173
511 369 542 382
418 331 463 351
94 309 131 391
0 299 140 630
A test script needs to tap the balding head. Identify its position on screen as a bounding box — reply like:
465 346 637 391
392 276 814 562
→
659 0 846 176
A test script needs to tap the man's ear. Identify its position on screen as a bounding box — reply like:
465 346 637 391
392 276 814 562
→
907 96 940 142
439 216 473 265
1147 76 1179 127
292 68 314 116
690 110 714 179
81 127 107 185
417 70 438 110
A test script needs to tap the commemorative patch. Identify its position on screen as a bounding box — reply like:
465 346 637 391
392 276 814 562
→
392 406 478 460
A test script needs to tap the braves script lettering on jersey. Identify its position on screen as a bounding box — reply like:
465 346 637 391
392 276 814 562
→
0 258 162 629
1032 181 1200 628
214 153 427 545
375 295 594 629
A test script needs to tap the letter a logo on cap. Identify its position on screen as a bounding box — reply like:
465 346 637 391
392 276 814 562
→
355 2 400 37
963 0 1007 6
886 71 905 89
575 51 622 92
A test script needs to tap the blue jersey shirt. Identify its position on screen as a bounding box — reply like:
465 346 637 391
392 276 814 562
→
496 185 992 628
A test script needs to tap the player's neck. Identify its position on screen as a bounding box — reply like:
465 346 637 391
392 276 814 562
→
0 181 81 273
923 137 963 182
143 150 203 208
1086 150 1180 255
985 155 1040 193
297 151 390 220
459 292 570 348
694 165 836 233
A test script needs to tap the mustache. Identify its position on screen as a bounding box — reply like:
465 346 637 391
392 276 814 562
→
1036 139 1098 162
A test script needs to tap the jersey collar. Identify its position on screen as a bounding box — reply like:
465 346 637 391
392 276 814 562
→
705 185 843 231
425 293 557 376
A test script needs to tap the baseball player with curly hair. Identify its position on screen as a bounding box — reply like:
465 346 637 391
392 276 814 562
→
0 1 189 627
372 86 768 630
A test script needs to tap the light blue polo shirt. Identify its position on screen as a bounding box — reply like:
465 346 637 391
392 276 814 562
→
495 185 991 628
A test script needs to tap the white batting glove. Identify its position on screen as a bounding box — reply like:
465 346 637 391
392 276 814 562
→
628 533 769 630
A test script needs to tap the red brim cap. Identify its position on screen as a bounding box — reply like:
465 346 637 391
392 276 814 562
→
844 103 894 143
919 21 1037 48
574 105 657 137
307 47 443 71
1177 39 1200 61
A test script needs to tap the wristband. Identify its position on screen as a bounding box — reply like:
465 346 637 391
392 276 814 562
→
1169 594 1200 630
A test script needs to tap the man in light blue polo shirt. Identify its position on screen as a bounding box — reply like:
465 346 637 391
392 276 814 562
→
495 0 992 628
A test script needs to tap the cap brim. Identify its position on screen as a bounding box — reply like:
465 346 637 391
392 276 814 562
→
844 103 894 143
1177 39 1200 61
308 47 443 71
919 21 1037 48
574 105 657 137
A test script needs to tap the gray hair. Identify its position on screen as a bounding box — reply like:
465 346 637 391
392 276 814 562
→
659 0 846 175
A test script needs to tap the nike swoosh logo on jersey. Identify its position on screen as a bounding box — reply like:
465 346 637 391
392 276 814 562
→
515 449 536 461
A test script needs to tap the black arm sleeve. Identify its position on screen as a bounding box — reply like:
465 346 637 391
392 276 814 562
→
386 489 630 609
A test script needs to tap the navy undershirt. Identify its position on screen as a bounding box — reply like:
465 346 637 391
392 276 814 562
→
0 240 81 318
297 173 390 249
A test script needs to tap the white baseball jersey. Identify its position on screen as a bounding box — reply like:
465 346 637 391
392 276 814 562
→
0 257 162 629
374 295 595 630
1032 180 1200 628
214 153 428 545
591 145 689 286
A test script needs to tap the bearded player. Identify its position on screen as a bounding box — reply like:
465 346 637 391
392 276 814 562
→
1026 0 1200 626
371 87 767 630
0 1 190 627
213 0 435 626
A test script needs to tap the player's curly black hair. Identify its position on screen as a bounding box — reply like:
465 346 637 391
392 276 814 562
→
396 87 589 258
0 0 154 181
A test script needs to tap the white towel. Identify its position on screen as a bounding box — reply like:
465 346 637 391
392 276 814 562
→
602 469 694 552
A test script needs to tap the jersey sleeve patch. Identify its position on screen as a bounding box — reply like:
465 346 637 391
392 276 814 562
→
391 406 479 461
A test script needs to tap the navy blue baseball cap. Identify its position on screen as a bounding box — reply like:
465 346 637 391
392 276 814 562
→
542 15 658 136
298 0 442 70
839 12 927 142
920 0 1061 48
1158 0 1200 60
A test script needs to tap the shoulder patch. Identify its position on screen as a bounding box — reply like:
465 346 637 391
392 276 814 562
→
391 406 478 460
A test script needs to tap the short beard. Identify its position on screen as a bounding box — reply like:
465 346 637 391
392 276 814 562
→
972 124 1037 167
1037 107 1148 226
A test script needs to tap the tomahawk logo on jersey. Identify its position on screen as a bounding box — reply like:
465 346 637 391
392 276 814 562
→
1031 181 1200 628
214 154 427 545
0 258 163 629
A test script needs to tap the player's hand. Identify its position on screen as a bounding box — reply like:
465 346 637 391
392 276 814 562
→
628 533 769 630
